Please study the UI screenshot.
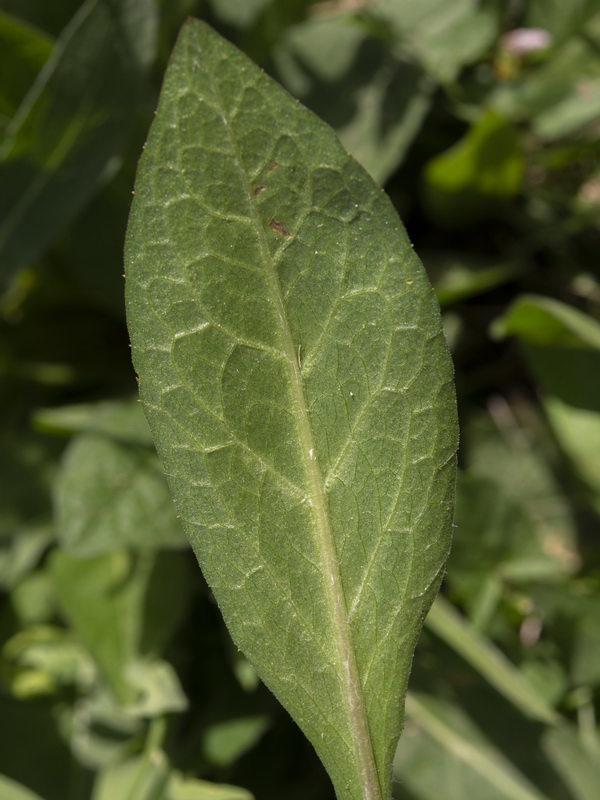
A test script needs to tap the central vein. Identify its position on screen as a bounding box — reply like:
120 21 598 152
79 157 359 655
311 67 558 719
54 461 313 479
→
264 258 383 800
210 66 382 799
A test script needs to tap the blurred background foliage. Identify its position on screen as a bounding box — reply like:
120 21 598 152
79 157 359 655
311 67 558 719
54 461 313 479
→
1 0 600 798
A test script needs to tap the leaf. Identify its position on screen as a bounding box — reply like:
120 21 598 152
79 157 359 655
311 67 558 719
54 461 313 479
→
0 774 44 800
123 660 188 717
202 716 268 768
492 295 600 507
207 0 272 29
0 0 157 286
542 724 600 800
126 19 457 800
491 294 600 348
10 569 55 625
450 471 573 620
464 406 578 576
49 550 156 702
399 693 553 800
34 398 154 443
425 252 524 307
3 624 89 699
0 521 52 590
371 0 497 82
423 111 524 228
169 774 254 800
425 596 559 725
54 401 185 556
272 14 433 183
93 753 170 800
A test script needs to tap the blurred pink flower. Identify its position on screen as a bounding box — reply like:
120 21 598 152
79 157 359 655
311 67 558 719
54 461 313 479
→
502 28 553 55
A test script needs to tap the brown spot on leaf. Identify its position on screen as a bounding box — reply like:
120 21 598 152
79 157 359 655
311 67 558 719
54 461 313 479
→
269 218 291 238
268 161 279 173
254 185 267 196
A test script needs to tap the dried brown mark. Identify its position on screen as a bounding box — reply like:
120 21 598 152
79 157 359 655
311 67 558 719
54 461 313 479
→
269 218 291 238
268 161 280 173
253 185 267 196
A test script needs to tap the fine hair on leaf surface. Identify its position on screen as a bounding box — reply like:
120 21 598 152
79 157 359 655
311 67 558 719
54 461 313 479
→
125 18 457 800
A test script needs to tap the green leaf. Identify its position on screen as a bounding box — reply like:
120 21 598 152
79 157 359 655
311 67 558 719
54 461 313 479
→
3 624 90 699
169 774 253 800
425 596 559 725
202 716 268 768
372 0 497 83
493 295 600 507
49 550 153 702
34 399 154 443
272 15 433 183
542 724 600 800
207 0 271 29
423 111 524 228
491 294 600 348
93 753 170 800
0 0 157 286
10 569 55 625
450 471 574 620
399 693 553 800
464 407 578 577
126 19 457 800
54 402 185 556
0 521 52 590
426 252 524 307
0 774 44 800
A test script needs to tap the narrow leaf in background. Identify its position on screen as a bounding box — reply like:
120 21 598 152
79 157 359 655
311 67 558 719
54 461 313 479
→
126 19 457 800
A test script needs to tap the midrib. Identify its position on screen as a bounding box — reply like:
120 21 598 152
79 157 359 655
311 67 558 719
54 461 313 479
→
209 73 382 800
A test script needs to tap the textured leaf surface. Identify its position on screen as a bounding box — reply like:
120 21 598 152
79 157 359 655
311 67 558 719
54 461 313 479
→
126 20 457 800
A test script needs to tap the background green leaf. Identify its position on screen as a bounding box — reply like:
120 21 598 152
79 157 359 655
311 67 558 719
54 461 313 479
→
0 774 45 800
493 295 600 509
54 400 185 556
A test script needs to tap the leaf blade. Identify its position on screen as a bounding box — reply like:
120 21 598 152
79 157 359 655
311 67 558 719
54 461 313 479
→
126 19 457 800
